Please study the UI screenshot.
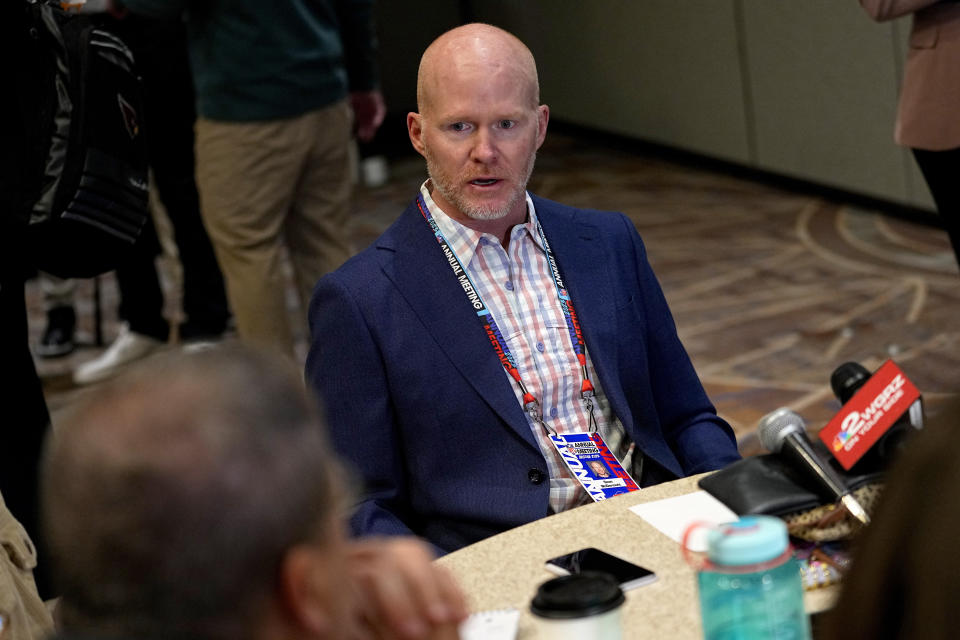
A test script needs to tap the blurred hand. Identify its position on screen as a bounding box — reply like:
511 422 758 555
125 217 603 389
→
350 90 386 143
347 537 468 640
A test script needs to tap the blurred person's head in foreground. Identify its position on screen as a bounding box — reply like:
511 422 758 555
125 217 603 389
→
42 345 465 640
821 396 960 640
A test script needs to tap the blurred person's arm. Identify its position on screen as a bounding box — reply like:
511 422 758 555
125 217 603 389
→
348 538 467 640
350 90 386 143
334 0 385 141
859 0 946 20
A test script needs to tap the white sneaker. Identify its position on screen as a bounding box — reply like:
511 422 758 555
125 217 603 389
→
181 339 219 354
73 323 164 385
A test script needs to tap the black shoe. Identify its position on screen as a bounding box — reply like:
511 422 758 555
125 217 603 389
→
37 306 76 358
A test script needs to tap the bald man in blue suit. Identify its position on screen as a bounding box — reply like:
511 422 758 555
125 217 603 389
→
305 24 739 554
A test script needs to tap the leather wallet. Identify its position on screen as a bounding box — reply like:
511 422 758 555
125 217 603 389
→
698 442 884 516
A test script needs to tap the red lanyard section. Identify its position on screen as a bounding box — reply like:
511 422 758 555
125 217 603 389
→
417 194 597 435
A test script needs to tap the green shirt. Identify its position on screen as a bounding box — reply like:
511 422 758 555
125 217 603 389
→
122 0 378 121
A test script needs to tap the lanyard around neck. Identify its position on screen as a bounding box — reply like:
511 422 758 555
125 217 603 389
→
416 194 596 435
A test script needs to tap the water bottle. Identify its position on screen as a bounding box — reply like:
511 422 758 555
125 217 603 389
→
695 516 811 640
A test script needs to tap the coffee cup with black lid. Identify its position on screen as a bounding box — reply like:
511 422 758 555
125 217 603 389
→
530 571 624 639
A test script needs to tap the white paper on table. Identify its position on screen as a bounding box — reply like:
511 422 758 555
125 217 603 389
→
459 608 520 640
628 490 738 551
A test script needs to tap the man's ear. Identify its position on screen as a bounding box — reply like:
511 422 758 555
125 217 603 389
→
535 104 550 150
278 545 335 637
407 112 427 157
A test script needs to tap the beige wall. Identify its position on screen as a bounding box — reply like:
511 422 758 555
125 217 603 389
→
466 0 935 210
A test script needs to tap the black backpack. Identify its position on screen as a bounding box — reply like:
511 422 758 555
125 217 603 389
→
27 1 149 279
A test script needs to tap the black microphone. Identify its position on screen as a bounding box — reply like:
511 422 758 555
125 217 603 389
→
830 362 871 405
758 407 870 525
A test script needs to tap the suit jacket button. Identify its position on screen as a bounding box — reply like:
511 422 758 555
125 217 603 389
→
528 468 545 484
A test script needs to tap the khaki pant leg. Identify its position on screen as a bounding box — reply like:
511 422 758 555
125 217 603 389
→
194 116 310 356
284 100 355 311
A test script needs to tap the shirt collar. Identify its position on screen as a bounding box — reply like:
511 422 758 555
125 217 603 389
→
418 180 544 267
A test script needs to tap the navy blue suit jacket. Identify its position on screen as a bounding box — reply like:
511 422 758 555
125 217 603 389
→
305 194 739 553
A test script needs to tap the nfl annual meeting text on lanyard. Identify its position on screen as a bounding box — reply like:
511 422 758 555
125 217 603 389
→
416 194 597 437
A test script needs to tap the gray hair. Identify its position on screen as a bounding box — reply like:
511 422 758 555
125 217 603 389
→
43 346 341 640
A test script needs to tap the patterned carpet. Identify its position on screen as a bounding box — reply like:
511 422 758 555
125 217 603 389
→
29 130 960 453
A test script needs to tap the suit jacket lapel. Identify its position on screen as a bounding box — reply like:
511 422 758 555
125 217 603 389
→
376 202 540 452
534 197 632 437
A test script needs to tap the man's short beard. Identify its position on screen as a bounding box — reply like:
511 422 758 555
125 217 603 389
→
457 194 519 221
425 150 537 222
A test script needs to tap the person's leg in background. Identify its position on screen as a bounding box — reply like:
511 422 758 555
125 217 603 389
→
114 216 168 344
74 15 232 384
129 15 230 341
36 273 76 358
196 115 312 357
285 99 355 316
72 219 167 385
912 148 960 270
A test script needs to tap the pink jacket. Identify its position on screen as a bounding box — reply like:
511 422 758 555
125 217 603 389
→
861 0 960 150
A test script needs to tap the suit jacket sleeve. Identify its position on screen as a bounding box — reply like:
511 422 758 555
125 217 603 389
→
305 273 419 542
620 213 740 474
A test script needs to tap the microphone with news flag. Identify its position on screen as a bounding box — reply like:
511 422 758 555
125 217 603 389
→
758 408 871 525
820 359 923 471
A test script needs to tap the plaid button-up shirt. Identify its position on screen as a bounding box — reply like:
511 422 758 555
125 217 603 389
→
420 182 636 512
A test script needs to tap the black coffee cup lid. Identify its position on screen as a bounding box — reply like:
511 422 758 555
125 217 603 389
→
530 572 625 619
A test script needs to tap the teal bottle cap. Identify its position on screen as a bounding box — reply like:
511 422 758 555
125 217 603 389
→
706 515 789 566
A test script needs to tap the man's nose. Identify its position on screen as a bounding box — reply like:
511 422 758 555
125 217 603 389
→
470 129 498 163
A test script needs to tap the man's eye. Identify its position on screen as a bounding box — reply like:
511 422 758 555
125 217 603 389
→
499 120 515 129
450 122 468 132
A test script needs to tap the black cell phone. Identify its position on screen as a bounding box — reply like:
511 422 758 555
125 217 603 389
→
544 547 658 591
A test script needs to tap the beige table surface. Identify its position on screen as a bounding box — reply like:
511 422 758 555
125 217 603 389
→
437 474 836 639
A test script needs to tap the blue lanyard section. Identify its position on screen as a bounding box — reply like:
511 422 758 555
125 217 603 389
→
416 194 597 434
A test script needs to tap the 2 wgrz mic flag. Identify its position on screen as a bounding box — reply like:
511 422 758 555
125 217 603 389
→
818 359 921 470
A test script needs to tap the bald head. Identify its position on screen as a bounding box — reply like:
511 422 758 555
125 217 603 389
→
417 23 540 115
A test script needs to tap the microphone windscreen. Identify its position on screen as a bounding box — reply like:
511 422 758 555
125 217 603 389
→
830 362 871 404
757 407 805 453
